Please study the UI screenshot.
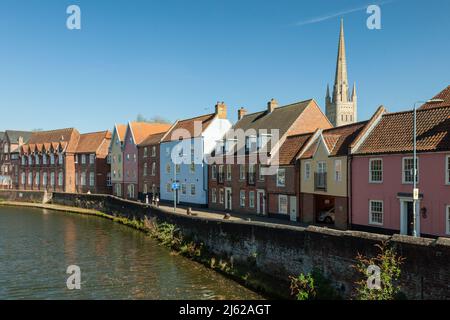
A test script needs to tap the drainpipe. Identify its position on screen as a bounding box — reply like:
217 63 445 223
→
347 155 352 229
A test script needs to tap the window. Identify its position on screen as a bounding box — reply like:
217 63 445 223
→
176 164 181 174
21 156 26 166
369 200 383 225
28 172 32 185
107 154 111 164
226 164 232 181
240 190 246 207
211 165 217 180
219 189 224 204
190 162 195 173
58 154 63 165
403 157 419 184
304 162 311 180
134 154 137 162
50 172 55 186
369 159 383 183
81 172 86 186
50 153 55 165
447 205 450 235
239 165 245 180
58 172 63 186
143 163 148 176
211 188 217 203
106 173 112 186
334 160 342 182
89 154 95 164
218 165 224 183
35 172 40 186
166 163 171 174
143 184 148 194
43 173 48 186
89 172 95 187
249 191 255 208
144 147 148 158
258 165 265 181
21 172 26 185
248 164 255 184
28 155 32 166
151 163 156 176
151 146 156 157
278 195 288 214
181 183 186 195
81 154 86 164
35 155 40 166
42 154 47 165
277 168 286 187
190 184 196 196
446 156 450 185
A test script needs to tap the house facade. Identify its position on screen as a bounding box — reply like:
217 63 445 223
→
122 122 171 200
110 124 127 197
351 105 450 238
74 131 112 194
160 103 232 207
137 131 168 201
299 120 372 230
0 130 32 189
208 99 332 219
19 128 80 193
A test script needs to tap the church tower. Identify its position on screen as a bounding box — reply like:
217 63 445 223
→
326 19 357 127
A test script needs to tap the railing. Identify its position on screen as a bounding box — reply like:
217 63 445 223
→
314 172 327 191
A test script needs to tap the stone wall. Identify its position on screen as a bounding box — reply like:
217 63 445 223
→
49 192 450 300
0 189 47 203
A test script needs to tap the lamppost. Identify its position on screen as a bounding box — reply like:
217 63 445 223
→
411 99 444 237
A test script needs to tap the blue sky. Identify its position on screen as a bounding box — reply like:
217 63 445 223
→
0 0 449 132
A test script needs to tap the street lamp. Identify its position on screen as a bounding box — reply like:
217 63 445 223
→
411 99 444 237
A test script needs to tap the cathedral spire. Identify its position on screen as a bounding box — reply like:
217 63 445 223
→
333 18 349 103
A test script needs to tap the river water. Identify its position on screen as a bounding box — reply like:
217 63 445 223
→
0 206 262 300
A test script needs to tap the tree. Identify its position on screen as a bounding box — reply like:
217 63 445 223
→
136 114 171 124
353 241 405 300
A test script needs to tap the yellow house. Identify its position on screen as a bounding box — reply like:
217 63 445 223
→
298 122 369 229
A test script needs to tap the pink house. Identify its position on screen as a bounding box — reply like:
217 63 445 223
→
351 105 450 238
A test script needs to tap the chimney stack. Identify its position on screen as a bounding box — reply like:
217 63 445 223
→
267 98 278 113
215 101 227 119
238 107 247 120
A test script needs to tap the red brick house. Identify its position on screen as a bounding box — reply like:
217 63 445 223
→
19 128 111 194
208 98 332 219
74 131 112 194
0 130 32 189
137 131 168 202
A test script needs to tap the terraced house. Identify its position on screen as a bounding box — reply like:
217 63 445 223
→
137 130 169 201
0 130 32 189
122 122 171 200
160 102 232 207
208 98 332 218
110 124 127 197
351 104 450 238
74 131 112 194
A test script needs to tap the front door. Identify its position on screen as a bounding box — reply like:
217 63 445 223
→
406 201 414 236
225 188 232 210
257 190 265 215
289 196 297 222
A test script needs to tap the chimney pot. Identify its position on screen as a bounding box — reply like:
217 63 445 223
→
215 101 227 119
267 98 278 113
238 107 247 120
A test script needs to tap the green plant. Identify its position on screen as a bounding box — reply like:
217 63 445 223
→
353 241 405 300
290 269 340 300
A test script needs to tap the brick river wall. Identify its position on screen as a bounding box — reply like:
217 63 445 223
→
1 190 449 299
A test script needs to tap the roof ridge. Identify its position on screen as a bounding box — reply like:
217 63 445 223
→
240 99 314 119
384 105 450 117
178 113 215 122
323 120 368 132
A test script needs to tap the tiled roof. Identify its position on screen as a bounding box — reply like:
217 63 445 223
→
277 133 313 165
138 131 166 147
116 124 127 142
420 86 450 109
355 106 450 155
0 132 4 141
76 131 111 154
162 114 216 143
301 122 368 158
5 130 32 144
130 122 172 145
24 128 80 153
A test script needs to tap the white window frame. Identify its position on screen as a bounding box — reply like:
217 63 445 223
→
278 195 288 214
239 165 245 180
369 200 384 226
276 168 286 187
249 191 255 208
81 154 86 165
89 154 95 164
334 159 342 182
181 183 186 195
446 155 450 185
211 188 217 203
402 157 419 184
240 190 246 207
304 161 311 180
258 165 265 181
369 158 383 183
151 162 156 176
219 188 224 204
211 165 217 180
151 146 156 157
226 164 232 181
89 172 95 187
190 183 196 196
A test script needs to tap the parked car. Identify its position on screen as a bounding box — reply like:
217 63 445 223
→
317 208 335 224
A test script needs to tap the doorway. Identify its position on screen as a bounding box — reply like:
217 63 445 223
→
400 199 420 236
225 187 232 211
257 190 266 215
289 196 297 222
